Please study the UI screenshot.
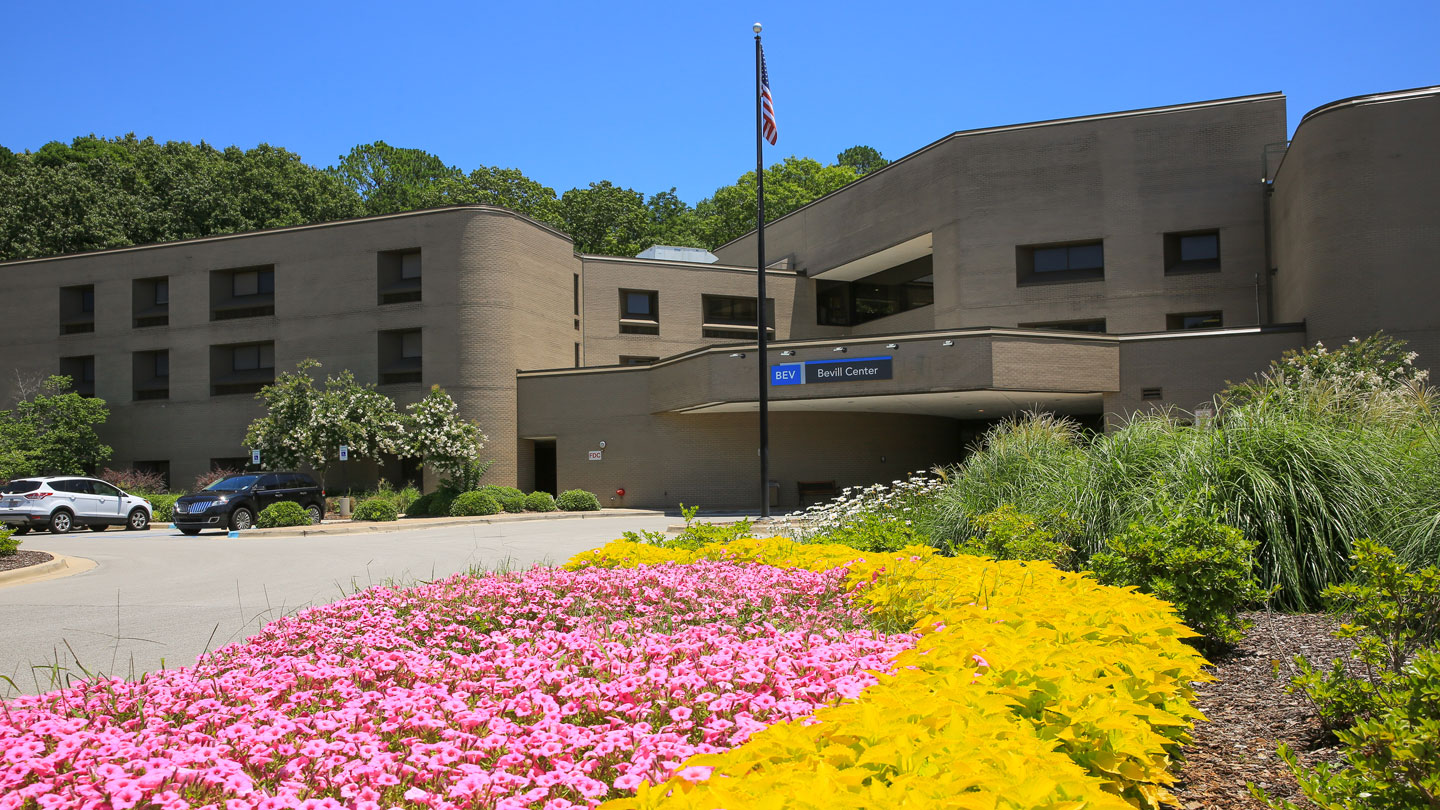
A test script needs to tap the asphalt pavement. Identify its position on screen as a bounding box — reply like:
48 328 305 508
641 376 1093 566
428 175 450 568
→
0 514 671 696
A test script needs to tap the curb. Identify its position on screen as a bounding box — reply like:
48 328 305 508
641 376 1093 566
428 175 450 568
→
0 553 97 589
231 509 668 539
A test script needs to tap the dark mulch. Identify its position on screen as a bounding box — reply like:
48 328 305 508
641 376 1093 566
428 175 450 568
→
1173 611 1354 809
0 549 55 574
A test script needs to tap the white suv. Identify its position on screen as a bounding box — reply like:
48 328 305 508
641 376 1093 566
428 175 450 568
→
0 477 153 534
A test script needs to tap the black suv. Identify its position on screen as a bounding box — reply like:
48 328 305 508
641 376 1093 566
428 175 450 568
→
172 472 324 534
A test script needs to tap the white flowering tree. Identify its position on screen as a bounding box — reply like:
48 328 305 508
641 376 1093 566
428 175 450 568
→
405 385 490 489
244 360 409 488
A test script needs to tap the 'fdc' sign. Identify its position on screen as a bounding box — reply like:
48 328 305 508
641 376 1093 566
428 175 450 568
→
771 356 893 386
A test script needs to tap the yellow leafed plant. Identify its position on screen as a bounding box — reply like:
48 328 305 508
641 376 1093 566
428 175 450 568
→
567 538 1208 809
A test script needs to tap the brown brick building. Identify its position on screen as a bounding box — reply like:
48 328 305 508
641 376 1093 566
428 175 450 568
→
2 85 1436 508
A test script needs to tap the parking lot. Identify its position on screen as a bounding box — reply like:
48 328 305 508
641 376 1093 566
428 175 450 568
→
0 514 671 696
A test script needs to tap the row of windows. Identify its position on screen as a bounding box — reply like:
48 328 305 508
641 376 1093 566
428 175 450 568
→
59 329 423 401
1016 230 1220 285
618 291 777 339
58 250 424 336
1020 310 1224 333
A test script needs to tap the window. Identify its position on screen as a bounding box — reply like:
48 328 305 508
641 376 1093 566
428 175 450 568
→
134 350 170 400
93 481 122 498
60 285 96 334
378 329 422 385
574 343 581 368
619 289 660 335
134 277 169 328
232 269 274 297
1167 311 1223 331
61 356 95 397
1165 230 1221 273
232 344 275 371
1017 241 1105 284
573 274 580 316
378 250 422 305
816 255 934 327
702 295 776 339
1019 319 1107 333
619 356 658 366
213 266 276 320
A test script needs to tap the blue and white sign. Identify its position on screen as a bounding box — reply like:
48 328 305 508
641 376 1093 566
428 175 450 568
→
770 356 893 386
339 445 349 462
250 449 261 465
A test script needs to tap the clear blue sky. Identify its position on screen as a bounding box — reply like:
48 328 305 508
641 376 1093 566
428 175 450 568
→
4 0 1436 204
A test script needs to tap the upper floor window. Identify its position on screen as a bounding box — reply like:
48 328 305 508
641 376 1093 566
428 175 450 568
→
379 329 423 385
702 295 775 340
1017 240 1104 284
817 255 934 327
1019 318 1107 333
60 285 96 334
619 356 658 366
60 355 95 397
212 265 276 320
133 350 169 401
133 277 169 328
1165 230 1221 274
379 249 422 305
619 289 659 335
211 341 276 396
1167 311 1223 330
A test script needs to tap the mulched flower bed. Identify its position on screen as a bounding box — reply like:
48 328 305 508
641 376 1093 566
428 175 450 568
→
0 550 53 574
1174 611 1354 809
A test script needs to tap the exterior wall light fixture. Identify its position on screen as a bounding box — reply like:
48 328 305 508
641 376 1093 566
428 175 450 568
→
885 343 899 349
942 340 955 347
779 350 795 356
832 347 848 353
729 352 746 358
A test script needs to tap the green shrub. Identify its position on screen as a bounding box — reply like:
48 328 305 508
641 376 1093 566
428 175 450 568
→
450 491 500 517
525 491 557 512
812 512 924 553
952 505 1078 568
257 501 310 528
1254 541 1440 809
0 528 18 557
479 485 525 504
499 494 527 513
351 499 399 522
147 493 181 523
1090 508 1270 645
556 489 601 512
394 486 421 514
405 492 434 516
406 490 458 517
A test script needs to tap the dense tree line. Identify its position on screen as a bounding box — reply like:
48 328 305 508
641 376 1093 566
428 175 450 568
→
0 135 887 261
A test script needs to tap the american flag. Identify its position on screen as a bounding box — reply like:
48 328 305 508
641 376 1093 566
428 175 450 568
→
760 45 778 145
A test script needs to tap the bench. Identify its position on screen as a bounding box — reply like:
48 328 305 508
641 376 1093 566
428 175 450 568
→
797 480 838 508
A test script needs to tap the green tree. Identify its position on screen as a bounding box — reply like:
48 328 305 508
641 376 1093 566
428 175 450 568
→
436 166 561 223
836 145 888 176
645 188 707 249
0 376 112 479
694 157 860 247
327 141 460 216
557 181 653 256
243 360 408 487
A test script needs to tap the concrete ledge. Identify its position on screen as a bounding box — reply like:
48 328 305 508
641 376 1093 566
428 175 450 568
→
0 553 97 589
236 508 667 539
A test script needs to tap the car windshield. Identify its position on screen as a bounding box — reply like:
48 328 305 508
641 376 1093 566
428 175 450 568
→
203 475 259 492
1 480 43 494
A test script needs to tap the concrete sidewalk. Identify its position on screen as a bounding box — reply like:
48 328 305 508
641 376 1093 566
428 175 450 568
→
0 513 671 696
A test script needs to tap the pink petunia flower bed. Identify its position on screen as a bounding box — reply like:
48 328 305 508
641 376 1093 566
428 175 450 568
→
0 562 915 810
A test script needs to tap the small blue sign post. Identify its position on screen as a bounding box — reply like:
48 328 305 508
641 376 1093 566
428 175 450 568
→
250 449 261 466
339 445 349 462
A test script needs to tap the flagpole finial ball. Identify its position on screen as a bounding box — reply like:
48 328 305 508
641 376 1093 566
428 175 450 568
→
753 22 762 33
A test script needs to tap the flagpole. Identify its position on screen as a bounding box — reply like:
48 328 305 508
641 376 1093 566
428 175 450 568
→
753 22 771 520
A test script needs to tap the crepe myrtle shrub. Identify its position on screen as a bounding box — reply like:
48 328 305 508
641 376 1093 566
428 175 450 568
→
244 360 409 490
450 491 500 517
351 498 399 522
524 491 557 512
556 489 602 512
257 501 310 528
408 385 489 487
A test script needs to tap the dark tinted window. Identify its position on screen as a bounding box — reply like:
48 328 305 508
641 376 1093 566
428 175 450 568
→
92 481 122 497
1179 234 1219 262
257 474 284 490
204 475 260 492
1 480 43 494
53 479 92 494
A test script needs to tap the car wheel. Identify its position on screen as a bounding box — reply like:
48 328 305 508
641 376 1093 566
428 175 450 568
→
88 524 109 532
49 510 73 534
179 527 201 536
229 507 254 531
127 508 149 531
306 504 323 525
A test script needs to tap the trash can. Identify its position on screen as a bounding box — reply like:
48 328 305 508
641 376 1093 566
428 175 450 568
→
337 497 352 517
767 481 780 509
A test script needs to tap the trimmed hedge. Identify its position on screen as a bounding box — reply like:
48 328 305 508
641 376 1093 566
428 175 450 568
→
257 501 310 528
556 489 601 512
479 485 525 504
351 499 399 522
500 494 527 513
450 491 501 517
524 491 557 512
